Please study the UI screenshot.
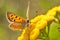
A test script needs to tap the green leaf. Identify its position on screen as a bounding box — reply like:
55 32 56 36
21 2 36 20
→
49 22 60 40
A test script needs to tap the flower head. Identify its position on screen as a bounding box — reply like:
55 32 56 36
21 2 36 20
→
17 6 60 40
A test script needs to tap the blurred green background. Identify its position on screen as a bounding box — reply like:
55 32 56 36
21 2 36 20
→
0 0 60 40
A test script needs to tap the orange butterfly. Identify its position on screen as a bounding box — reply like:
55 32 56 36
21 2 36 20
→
6 1 30 31
6 12 26 31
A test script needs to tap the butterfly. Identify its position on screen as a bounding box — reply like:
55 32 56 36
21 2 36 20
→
6 12 27 31
6 1 30 31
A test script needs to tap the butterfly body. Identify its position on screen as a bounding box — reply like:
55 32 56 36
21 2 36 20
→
6 12 26 31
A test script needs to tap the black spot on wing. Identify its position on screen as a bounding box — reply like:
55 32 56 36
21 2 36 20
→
11 15 13 17
14 20 15 21
15 16 17 18
19 18 21 19
11 18 13 19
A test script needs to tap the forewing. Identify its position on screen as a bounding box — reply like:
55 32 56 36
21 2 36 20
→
6 12 26 23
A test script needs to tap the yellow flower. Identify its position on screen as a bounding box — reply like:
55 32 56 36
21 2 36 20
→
18 28 29 40
17 6 60 40
30 28 40 40
46 7 57 16
44 15 55 22
31 15 44 23
57 6 60 12
35 20 47 30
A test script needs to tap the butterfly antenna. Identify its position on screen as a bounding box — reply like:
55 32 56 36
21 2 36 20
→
26 0 30 21
26 0 30 27
26 0 30 40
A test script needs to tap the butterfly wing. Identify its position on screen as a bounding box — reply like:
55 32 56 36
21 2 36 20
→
6 12 26 30
9 23 25 31
6 12 26 23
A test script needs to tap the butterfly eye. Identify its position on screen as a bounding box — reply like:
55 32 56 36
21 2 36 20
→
27 20 29 23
